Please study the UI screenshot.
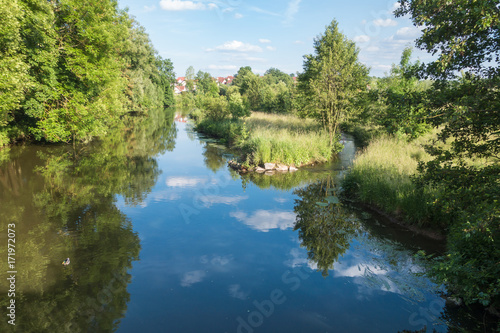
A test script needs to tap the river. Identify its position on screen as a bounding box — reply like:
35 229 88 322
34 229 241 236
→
0 109 484 332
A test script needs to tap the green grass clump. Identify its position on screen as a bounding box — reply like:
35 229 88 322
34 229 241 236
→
241 112 336 166
342 131 444 227
192 111 338 167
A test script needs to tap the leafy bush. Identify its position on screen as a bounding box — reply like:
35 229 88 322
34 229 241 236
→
200 95 230 122
195 119 248 145
228 92 250 119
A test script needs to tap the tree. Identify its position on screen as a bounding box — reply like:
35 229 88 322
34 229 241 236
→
156 57 176 107
0 0 29 144
395 0 500 78
396 0 500 309
376 47 431 139
298 20 369 146
185 66 195 92
232 66 254 94
263 67 293 86
196 70 219 97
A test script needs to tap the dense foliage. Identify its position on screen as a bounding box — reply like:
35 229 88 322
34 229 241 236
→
0 0 175 147
393 0 500 311
298 20 369 145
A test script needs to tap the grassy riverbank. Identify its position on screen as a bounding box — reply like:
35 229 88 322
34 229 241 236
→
341 131 444 228
195 112 338 167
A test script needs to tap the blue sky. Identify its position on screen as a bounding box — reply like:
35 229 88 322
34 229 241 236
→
117 0 433 78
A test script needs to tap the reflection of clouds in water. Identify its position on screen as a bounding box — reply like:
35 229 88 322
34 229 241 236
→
230 210 296 232
274 197 288 203
334 261 387 278
150 191 181 202
181 270 206 287
166 177 208 187
200 195 248 207
333 245 430 301
228 284 249 300
284 248 317 270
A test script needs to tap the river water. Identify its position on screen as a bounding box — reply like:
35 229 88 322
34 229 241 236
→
0 109 482 332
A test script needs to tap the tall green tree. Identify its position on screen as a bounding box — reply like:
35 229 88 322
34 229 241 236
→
232 66 254 94
156 57 176 107
185 65 195 92
396 0 500 309
376 47 431 139
299 19 369 146
196 70 219 97
0 0 29 144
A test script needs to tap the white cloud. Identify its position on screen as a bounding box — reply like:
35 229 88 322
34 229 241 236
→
144 5 156 12
293 40 304 44
208 64 238 70
354 35 370 43
365 46 380 52
259 39 272 44
373 64 392 71
266 46 276 51
274 197 288 203
159 0 211 11
283 0 302 25
180 270 206 287
284 248 318 270
373 18 398 27
234 13 243 19
166 177 207 187
230 210 296 232
249 6 281 17
395 26 421 40
208 40 263 53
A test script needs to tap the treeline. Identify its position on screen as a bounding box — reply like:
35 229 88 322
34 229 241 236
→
0 0 175 147
177 66 297 115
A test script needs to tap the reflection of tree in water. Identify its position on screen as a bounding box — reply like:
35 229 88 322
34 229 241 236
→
293 178 359 277
0 109 176 332
203 143 227 173
240 169 332 191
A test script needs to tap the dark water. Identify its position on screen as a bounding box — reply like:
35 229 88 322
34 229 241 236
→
0 109 488 332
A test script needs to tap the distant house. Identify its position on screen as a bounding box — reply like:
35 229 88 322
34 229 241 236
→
176 77 186 86
216 77 226 85
174 85 186 94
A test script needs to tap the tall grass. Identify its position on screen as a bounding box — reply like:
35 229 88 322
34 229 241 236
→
342 130 445 227
241 112 336 166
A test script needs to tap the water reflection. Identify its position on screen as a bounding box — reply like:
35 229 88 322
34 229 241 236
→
293 178 359 277
0 108 176 332
231 210 296 232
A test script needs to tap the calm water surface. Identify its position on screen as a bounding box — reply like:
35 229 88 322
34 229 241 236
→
0 110 477 332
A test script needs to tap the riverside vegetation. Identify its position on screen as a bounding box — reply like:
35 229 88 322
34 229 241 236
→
0 0 175 148
183 4 500 321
